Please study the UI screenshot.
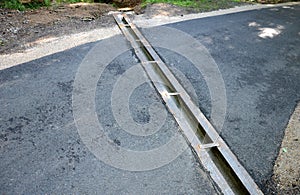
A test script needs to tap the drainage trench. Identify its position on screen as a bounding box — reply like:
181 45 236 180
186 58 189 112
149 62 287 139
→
113 13 263 195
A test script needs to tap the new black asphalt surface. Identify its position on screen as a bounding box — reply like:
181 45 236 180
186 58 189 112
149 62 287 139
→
1 4 300 194
160 4 300 192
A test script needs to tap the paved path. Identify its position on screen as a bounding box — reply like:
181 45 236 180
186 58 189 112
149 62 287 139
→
0 3 299 194
158 4 299 192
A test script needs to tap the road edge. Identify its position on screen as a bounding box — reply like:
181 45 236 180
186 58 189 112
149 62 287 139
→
272 102 300 193
1 2 299 70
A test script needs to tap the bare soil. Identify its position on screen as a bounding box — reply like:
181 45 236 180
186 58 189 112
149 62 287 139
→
272 103 300 194
0 3 116 54
0 2 200 54
1 1 248 54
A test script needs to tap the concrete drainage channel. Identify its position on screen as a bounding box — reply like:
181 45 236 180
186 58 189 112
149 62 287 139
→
113 12 263 195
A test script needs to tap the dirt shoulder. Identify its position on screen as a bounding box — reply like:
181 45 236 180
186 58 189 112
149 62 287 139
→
271 103 300 194
0 3 116 54
0 1 245 55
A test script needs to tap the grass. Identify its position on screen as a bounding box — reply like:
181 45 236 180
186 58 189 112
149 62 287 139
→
1 0 26 11
54 0 94 3
0 0 52 10
0 0 95 11
142 0 246 11
142 0 198 7
1 0 243 11
0 0 297 11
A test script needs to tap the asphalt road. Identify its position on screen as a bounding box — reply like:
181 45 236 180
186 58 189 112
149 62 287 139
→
161 4 300 192
0 41 218 194
1 4 299 194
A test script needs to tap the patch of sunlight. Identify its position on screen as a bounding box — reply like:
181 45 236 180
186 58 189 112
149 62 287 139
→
68 3 92 8
248 22 260 27
258 27 283 39
228 45 234 49
277 25 285 30
282 6 294 9
248 21 285 39
25 36 58 48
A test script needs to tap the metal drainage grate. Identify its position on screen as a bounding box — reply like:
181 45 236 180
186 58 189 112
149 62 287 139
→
113 12 263 195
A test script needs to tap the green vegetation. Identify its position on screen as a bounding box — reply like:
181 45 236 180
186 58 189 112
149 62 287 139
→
0 0 297 11
0 0 95 11
0 0 52 10
1 0 26 10
142 0 245 11
142 0 298 10
54 0 94 3
142 0 197 7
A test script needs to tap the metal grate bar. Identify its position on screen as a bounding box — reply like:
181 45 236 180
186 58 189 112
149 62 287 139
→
113 12 263 195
